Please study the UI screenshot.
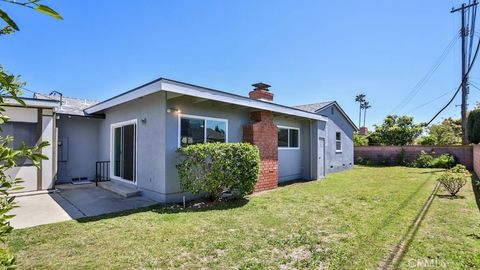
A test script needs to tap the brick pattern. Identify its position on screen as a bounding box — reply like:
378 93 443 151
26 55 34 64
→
354 146 474 169
473 145 480 176
249 89 274 101
243 111 278 192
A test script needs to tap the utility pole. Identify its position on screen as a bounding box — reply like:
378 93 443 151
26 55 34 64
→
452 1 478 145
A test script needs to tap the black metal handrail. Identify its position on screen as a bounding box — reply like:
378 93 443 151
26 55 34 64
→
95 161 110 186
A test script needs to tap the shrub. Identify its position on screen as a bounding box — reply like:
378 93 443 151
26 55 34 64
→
417 135 437 145
395 148 407 166
409 151 434 168
437 164 471 196
430 154 456 168
176 143 260 200
354 133 369 146
409 151 456 168
356 157 371 166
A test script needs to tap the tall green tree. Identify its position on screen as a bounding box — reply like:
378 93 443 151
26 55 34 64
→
355 94 365 128
419 118 462 145
361 100 371 127
468 109 480 144
0 0 61 267
373 115 425 146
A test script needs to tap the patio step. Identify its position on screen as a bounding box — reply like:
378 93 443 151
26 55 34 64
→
98 181 141 198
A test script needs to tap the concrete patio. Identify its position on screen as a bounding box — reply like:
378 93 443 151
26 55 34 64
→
11 183 156 229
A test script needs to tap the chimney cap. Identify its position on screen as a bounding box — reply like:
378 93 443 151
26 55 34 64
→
252 82 271 91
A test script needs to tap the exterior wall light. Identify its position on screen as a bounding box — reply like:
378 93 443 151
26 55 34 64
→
167 108 181 114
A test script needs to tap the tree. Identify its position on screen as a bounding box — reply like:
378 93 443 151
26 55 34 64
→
355 94 365 128
0 1 61 267
428 118 461 145
467 109 480 144
354 133 368 146
372 115 425 146
361 100 371 127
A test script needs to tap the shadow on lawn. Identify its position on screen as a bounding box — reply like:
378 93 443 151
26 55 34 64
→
75 198 250 224
435 194 466 200
471 173 480 212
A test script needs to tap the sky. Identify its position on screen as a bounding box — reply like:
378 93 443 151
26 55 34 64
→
1 0 478 128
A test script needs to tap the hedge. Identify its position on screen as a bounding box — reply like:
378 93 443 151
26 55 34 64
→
176 142 260 200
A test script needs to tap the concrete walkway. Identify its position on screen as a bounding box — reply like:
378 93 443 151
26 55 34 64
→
11 183 156 229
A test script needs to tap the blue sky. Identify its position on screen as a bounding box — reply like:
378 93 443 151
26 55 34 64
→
1 0 478 128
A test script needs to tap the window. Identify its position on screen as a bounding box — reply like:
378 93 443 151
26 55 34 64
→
0 122 38 166
278 126 300 149
179 115 227 147
112 120 137 182
336 131 342 152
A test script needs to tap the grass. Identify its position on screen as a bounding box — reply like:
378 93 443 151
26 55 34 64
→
6 166 480 269
398 173 480 269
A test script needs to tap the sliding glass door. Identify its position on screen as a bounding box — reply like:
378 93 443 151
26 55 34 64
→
113 122 136 182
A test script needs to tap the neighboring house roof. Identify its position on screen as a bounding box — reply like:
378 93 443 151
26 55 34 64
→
84 78 328 122
4 96 59 109
34 93 99 116
294 101 358 131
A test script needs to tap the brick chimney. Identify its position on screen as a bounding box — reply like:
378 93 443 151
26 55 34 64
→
249 82 273 102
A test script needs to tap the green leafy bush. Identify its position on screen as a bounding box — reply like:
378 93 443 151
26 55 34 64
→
437 164 471 196
409 151 456 168
431 154 456 168
356 157 371 166
417 135 437 145
354 133 369 146
409 151 434 168
176 143 260 200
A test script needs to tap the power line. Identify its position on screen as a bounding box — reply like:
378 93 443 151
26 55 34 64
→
390 34 459 114
405 88 457 113
426 25 480 126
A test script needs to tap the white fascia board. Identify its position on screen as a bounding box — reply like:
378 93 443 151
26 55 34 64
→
160 80 328 122
4 98 59 109
84 80 162 114
85 78 328 122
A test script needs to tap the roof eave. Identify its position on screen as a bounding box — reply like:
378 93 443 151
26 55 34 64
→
84 78 328 122
3 97 60 109
317 102 358 131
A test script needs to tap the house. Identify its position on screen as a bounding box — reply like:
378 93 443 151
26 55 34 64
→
294 101 357 174
4 78 357 203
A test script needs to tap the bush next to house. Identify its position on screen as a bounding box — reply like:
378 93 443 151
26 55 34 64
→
437 164 471 197
176 143 260 200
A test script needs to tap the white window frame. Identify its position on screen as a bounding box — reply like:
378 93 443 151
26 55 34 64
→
277 125 300 150
178 114 229 148
110 119 138 185
335 131 342 153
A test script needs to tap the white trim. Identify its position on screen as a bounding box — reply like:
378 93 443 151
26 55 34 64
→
277 125 300 150
110 119 138 185
335 131 342 153
5 98 59 109
178 114 229 148
84 79 328 122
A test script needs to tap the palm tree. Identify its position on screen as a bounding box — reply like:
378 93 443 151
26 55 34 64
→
361 101 371 128
355 94 366 128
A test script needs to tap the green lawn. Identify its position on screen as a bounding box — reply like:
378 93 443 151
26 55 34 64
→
6 167 480 269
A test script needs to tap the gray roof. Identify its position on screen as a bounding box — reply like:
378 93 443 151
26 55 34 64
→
34 93 99 116
294 101 358 131
293 101 335 113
